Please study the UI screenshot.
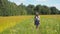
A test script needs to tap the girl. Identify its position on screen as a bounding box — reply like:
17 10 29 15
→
34 12 40 29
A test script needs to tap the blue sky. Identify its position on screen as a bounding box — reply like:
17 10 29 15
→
9 0 60 10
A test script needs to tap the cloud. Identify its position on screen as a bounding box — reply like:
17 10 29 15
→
36 0 48 2
9 0 26 5
9 0 25 2
47 4 60 10
53 4 60 10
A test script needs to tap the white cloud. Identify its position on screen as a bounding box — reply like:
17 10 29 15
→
9 0 26 5
53 4 60 10
36 0 48 2
47 4 60 10
9 0 25 2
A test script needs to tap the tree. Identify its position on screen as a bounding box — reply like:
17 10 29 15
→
34 5 42 14
0 0 60 16
0 0 9 16
50 7 59 14
58 11 60 14
18 3 27 15
41 5 51 14
27 4 35 15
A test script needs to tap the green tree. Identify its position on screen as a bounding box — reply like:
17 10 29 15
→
50 7 59 14
0 0 60 16
18 3 27 15
27 4 35 15
34 5 42 14
0 0 9 16
41 5 51 14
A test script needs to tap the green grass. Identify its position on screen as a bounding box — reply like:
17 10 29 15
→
0 15 60 34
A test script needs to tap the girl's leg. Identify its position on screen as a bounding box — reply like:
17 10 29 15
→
36 25 38 29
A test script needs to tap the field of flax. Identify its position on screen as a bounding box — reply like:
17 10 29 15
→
0 15 60 34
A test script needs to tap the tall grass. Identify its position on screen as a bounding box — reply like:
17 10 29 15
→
0 15 60 34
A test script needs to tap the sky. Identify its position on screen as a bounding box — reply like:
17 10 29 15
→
9 0 60 10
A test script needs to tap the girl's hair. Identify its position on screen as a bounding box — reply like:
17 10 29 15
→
35 12 39 16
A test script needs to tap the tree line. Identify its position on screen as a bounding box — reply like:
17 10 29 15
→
0 0 60 16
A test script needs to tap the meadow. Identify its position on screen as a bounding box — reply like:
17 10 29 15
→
0 15 60 34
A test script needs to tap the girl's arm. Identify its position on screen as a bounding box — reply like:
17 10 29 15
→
38 16 40 22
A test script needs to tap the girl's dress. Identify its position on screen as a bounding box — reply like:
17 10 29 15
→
35 16 40 26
